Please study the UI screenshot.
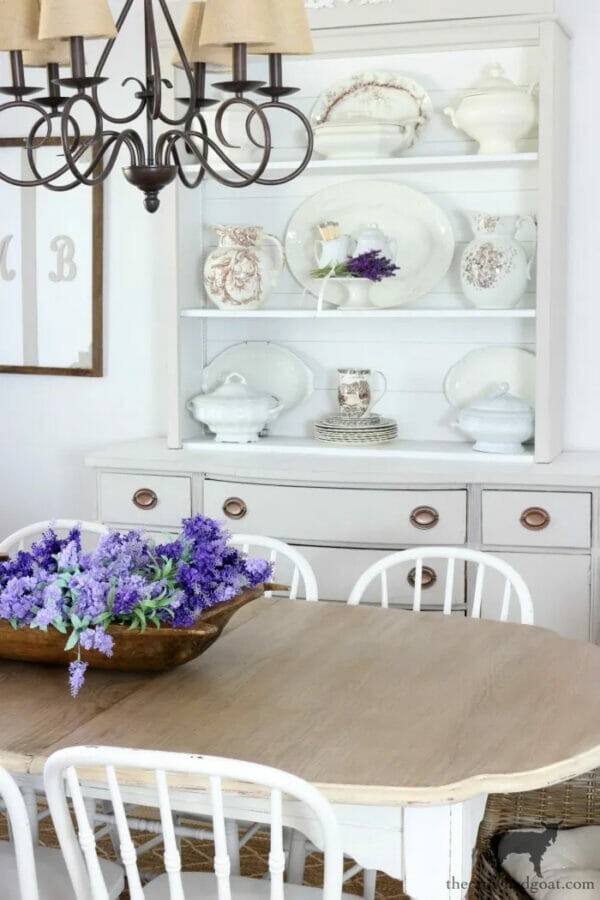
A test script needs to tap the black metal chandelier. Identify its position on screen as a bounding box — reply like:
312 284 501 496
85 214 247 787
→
0 0 315 212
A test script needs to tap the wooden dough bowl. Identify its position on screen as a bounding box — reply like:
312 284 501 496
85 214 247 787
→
0 585 267 673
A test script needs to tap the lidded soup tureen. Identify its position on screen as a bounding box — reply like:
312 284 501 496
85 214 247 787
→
186 373 284 444
454 383 534 454
444 64 538 155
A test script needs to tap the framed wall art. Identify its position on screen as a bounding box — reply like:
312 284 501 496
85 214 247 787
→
0 138 103 377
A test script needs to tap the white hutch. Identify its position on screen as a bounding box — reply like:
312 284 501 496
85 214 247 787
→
88 0 600 644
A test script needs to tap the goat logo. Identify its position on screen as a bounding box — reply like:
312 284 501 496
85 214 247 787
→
494 823 563 878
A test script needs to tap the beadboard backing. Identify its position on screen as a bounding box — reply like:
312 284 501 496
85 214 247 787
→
176 42 542 447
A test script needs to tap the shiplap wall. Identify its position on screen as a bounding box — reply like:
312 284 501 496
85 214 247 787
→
177 44 539 443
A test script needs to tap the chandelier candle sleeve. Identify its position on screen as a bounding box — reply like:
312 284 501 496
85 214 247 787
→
38 0 117 40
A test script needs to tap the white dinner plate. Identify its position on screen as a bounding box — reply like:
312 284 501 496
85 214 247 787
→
285 181 455 308
443 346 536 409
201 342 314 413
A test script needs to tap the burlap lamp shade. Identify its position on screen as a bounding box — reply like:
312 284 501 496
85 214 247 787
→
0 0 40 51
38 0 117 40
172 3 230 68
198 0 276 48
253 0 313 55
23 37 70 66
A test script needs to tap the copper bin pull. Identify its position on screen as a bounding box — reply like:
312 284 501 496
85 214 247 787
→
223 497 247 520
407 566 437 589
132 488 158 511
520 507 551 531
410 506 440 530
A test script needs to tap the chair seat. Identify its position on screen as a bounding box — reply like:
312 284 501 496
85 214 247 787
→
145 872 355 900
0 841 124 900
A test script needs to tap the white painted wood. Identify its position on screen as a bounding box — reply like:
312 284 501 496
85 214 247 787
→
197 153 539 178
204 481 467 546
534 20 570 462
98 473 192 528
348 547 534 624
44 747 345 900
229 535 319 602
479 551 591 640
481 489 592 548
181 308 537 320
0 768 40 900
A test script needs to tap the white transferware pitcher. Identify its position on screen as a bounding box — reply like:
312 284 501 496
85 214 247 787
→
354 224 397 260
204 225 285 310
460 212 537 309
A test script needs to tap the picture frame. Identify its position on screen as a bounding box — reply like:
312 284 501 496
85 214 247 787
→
0 137 103 377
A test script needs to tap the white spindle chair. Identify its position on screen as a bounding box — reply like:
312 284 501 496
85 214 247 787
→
0 767 123 900
230 535 319 602
44 746 345 900
347 546 535 624
0 520 109 556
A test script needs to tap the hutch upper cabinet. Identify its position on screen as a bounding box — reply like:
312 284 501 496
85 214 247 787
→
168 0 569 463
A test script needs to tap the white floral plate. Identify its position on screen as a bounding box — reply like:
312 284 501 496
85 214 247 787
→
443 346 536 409
310 71 433 150
285 180 455 307
201 342 314 413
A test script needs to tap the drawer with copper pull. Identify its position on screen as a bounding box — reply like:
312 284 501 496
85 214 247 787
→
99 473 192 528
204 480 467 546
481 490 592 549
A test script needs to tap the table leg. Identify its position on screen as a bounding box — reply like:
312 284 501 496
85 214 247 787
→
403 796 487 900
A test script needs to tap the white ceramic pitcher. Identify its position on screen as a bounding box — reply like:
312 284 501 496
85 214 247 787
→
204 225 285 310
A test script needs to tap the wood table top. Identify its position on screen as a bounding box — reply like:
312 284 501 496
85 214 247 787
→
10 598 600 805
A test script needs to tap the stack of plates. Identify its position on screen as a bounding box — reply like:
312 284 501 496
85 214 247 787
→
314 415 398 445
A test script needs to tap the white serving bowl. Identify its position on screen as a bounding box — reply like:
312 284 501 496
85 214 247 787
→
187 373 284 444
313 120 422 159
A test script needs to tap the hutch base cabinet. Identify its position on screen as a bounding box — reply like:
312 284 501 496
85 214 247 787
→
88 439 600 645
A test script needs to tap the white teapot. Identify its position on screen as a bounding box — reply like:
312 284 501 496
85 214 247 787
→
444 64 538 155
186 373 284 443
354 224 396 260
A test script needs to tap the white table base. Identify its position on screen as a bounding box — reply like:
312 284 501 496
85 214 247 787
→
15 774 487 900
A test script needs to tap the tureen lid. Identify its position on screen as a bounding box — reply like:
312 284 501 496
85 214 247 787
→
464 64 522 97
203 373 279 407
466 383 532 414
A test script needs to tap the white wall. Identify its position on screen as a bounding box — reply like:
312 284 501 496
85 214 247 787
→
0 2 170 536
0 2 598 536
558 0 600 450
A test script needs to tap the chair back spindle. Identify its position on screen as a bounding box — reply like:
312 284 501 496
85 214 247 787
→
348 546 534 625
44 747 344 900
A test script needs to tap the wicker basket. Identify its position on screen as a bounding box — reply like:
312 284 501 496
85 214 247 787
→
468 768 600 899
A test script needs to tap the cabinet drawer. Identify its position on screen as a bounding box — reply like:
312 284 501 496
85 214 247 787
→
99 473 192 528
478 552 591 641
204 480 467 546
297 545 465 610
481 490 592 549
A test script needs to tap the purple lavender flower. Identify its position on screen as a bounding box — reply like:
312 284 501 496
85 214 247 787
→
80 626 114 657
68 660 88 698
0 515 272 697
346 251 399 282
